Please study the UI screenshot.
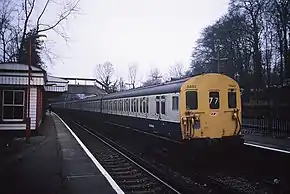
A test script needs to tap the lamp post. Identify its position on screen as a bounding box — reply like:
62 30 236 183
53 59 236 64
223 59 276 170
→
211 49 228 73
26 34 47 143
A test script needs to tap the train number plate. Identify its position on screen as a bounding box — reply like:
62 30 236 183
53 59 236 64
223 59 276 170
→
210 112 218 116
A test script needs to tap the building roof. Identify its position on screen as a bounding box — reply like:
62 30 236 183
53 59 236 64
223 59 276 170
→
0 63 44 72
46 75 69 83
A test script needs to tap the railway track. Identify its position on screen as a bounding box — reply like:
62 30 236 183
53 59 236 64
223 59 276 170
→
63 117 181 193
60 113 290 194
61 115 251 194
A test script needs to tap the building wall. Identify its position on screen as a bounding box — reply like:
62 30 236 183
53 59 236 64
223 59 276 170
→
0 123 26 131
37 88 44 128
29 87 37 130
0 86 39 131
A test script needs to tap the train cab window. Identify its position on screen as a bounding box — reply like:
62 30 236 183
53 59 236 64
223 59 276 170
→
172 96 179 110
161 96 165 114
186 91 198 110
209 91 220 109
228 90 237 108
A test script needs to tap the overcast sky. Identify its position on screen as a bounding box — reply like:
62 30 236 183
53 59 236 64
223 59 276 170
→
45 0 229 85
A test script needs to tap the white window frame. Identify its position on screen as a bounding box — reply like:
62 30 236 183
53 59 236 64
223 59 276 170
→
2 90 25 121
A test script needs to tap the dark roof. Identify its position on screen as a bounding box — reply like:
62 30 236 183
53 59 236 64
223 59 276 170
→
79 77 190 101
0 63 44 72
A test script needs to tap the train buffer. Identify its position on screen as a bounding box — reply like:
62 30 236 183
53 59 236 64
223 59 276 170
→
243 134 290 154
0 113 123 194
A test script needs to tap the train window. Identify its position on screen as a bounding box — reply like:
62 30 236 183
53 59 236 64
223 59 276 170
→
140 98 142 113
131 99 134 112
126 100 128 111
156 96 160 114
161 101 165 114
161 96 165 114
156 101 160 114
146 97 149 113
209 91 219 109
136 98 139 112
142 97 146 113
228 90 237 108
186 91 198 110
172 96 179 110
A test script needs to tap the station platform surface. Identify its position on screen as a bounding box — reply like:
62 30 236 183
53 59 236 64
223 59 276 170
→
0 113 123 194
243 134 290 153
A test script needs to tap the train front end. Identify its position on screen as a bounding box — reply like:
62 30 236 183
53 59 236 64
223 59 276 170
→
179 73 243 148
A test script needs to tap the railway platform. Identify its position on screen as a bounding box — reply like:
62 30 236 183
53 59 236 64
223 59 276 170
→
243 134 290 153
0 113 123 194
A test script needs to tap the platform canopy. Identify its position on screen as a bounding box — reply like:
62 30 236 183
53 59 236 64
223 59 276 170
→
44 75 68 93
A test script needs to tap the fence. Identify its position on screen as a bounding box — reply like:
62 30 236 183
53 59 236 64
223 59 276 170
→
242 105 290 138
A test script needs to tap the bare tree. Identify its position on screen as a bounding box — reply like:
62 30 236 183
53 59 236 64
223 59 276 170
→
95 61 116 92
169 63 184 79
142 68 163 86
0 0 80 67
118 77 127 91
128 63 138 89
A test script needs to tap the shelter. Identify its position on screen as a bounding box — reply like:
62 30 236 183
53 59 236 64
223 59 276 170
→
0 63 68 134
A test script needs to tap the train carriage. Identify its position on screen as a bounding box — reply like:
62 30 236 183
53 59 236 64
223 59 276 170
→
52 73 243 146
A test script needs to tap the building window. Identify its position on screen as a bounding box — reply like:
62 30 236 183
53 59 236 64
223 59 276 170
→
172 96 179 110
186 91 198 110
209 91 220 109
2 90 25 121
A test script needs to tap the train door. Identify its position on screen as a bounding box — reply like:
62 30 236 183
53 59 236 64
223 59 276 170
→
155 95 166 120
183 90 199 139
155 96 161 120
206 90 222 138
224 88 241 136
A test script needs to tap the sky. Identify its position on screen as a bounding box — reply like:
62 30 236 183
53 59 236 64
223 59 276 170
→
44 0 230 85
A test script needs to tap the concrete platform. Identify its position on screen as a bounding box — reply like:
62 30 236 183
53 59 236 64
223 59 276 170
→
0 113 124 194
243 135 290 154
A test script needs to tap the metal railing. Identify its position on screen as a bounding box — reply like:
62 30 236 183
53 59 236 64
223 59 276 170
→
241 106 290 138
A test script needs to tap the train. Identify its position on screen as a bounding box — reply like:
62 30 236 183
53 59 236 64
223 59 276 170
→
52 73 243 149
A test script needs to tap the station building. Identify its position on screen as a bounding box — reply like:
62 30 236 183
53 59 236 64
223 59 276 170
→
0 63 68 134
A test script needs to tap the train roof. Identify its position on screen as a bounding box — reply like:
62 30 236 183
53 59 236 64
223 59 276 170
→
78 77 191 101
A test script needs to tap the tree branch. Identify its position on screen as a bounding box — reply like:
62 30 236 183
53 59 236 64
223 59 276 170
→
36 0 50 32
19 0 36 56
38 0 80 33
